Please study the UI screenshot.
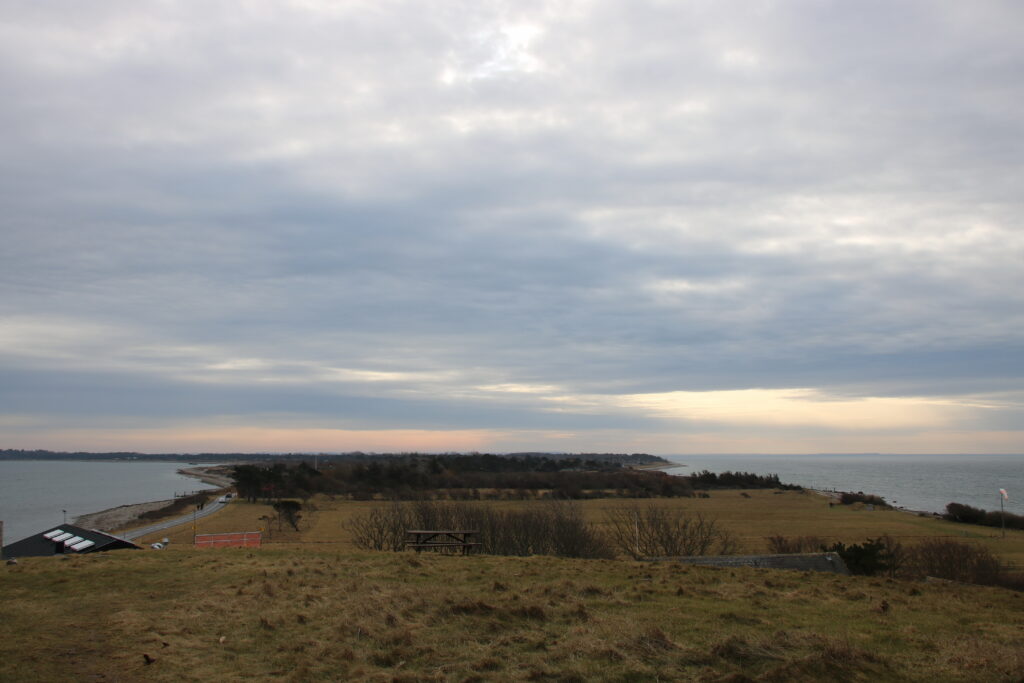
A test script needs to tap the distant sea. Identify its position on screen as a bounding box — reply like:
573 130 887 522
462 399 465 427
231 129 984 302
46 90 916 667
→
0 460 219 545
664 454 1023 516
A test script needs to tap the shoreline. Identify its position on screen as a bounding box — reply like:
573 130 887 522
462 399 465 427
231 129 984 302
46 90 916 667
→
74 499 177 532
628 461 681 471
176 465 234 488
73 465 231 533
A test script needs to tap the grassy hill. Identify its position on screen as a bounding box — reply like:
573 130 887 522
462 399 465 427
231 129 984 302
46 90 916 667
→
4 490 1024 681
3 547 1023 681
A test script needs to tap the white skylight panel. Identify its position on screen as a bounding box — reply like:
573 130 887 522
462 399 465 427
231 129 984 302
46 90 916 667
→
63 536 84 546
43 530 64 539
52 532 73 542
70 540 95 551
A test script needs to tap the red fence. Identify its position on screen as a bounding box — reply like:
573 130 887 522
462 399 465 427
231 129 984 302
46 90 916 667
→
194 531 262 549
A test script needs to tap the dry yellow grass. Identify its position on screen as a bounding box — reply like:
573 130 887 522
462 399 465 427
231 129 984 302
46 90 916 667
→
138 490 1024 567
3 546 1024 681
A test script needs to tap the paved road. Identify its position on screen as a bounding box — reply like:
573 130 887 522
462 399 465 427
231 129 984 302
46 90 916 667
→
121 498 228 541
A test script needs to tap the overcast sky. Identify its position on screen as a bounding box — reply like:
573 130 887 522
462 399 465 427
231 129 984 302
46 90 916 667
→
2 1 1023 454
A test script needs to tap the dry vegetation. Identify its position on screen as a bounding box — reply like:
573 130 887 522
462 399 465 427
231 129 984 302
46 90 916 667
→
131 489 1024 568
5 489 1023 681
3 547 1024 681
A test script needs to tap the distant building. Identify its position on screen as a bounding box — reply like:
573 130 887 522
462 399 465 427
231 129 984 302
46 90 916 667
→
2 524 140 559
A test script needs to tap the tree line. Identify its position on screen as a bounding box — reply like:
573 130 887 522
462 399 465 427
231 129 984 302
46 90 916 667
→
231 457 799 502
944 502 1024 531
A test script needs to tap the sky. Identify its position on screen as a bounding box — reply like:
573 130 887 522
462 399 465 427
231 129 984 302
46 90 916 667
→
2 1 1023 455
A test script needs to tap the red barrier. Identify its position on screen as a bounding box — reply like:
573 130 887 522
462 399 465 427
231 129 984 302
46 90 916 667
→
194 531 262 549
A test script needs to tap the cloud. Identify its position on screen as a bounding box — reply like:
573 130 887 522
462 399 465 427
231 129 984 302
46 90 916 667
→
1 1 1023 452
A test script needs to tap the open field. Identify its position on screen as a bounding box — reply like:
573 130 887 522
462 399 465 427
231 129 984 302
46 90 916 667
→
133 490 1024 568
3 544 1024 681
6 490 1024 680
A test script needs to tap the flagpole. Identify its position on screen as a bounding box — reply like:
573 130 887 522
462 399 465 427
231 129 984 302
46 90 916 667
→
1001 492 1005 539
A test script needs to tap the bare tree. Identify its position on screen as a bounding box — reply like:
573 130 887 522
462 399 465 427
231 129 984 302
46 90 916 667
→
604 505 738 559
346 501 613 558
347 502 409 551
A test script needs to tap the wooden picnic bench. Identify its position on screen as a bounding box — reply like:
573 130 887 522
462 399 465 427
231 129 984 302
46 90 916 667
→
405 530 480 554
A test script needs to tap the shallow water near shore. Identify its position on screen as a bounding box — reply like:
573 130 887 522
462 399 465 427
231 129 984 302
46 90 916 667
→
0 460 219 544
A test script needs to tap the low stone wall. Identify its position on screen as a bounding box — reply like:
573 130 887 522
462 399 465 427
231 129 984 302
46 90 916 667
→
644 552 850 575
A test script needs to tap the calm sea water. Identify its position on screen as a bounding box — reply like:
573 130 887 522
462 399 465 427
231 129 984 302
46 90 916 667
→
664 454 1023 516
0 460 219 544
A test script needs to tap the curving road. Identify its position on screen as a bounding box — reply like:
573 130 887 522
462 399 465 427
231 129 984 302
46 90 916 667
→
121 498 228 541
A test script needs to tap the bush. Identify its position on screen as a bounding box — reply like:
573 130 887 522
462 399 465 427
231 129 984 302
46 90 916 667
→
766 535 827 554
901 538 1003 585
603 505 738 559
944 502 1024 531
823 537 901 576
689 470 801 491
838 491 888 507
346 500 613 559
817 536 1016 587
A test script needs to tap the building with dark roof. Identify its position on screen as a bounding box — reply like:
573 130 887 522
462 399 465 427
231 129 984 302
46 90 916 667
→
2 524 140 559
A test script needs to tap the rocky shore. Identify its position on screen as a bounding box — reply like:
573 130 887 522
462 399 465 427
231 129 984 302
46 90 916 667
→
73 465 231 533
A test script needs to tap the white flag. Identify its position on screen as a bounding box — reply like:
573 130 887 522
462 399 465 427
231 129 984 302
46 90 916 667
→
999 488 1009 501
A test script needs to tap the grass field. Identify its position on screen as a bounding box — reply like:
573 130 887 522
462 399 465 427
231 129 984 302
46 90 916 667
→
5 489 1023 681
3 545 1023 681
135 489 1024 567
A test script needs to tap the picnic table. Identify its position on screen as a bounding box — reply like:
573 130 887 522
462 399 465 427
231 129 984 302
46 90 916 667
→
405 530 480 554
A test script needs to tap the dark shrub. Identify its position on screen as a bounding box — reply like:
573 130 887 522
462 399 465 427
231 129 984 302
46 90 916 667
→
823 537 897 576
901 538 1003 585
944 502 1024 531
838 491 888 507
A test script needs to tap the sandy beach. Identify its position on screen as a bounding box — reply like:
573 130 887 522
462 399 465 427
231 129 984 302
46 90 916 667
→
72 465 232 533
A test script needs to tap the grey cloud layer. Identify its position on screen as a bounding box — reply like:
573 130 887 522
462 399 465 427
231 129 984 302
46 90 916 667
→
2 1 1023 442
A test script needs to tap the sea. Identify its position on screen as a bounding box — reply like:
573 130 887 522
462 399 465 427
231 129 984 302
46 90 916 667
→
0 460 219 545
663 453 1022 517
